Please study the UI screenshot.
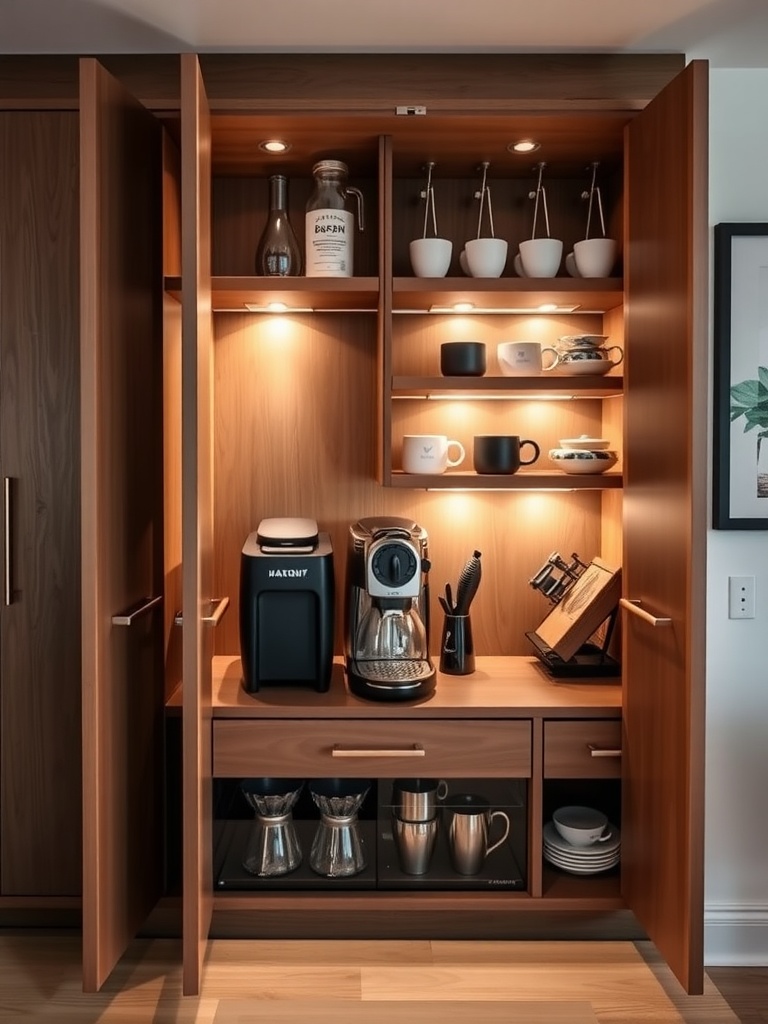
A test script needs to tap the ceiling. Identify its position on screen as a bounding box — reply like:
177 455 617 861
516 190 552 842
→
2 0 768 66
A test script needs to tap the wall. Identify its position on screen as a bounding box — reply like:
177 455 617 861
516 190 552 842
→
704 68 768 966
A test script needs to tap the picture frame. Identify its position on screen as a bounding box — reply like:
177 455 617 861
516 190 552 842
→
713 222 768 529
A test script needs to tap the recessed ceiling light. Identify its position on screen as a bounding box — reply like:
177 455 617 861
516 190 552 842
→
509 140 541 154
259 139 291 154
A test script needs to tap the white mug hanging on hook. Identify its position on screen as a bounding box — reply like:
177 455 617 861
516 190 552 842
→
305 160 365 277
567 162 618 278
464 162 508 278
515 161 562 278
409 162 453 277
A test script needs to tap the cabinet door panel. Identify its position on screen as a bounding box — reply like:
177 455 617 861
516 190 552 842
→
623 59 708 995
213 719 532 778
0 112 81 896
180 53 215 998
80 59 164 991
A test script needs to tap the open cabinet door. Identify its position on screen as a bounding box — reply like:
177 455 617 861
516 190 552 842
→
80 59 165 991
180 53 216 997
622 59 708 994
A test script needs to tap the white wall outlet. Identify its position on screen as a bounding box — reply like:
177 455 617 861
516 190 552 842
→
728 575 756 619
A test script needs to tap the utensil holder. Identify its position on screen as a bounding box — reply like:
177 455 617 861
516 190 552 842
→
440 614 475 675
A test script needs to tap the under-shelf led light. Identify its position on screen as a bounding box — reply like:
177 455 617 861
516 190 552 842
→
509 140 541 154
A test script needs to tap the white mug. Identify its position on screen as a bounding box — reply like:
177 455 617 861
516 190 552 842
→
409 237 453 278
465 237 508 278
573 237 618 278
518 237 563 278
497 341 558 375
402 434 465 475
565 252 581 278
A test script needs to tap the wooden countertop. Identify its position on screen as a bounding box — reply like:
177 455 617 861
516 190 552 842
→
166 655 621 719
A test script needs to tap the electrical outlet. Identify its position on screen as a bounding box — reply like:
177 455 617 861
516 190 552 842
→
728 575 756 619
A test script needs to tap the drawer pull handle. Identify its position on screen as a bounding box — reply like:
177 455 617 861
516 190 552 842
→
331 744 426 758
619 597 672 627
587 744 622 758
174 597 230 627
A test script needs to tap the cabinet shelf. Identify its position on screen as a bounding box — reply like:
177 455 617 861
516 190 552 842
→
388 471 622 490
392 277 624 313
391 375 623 398
164 275 379 312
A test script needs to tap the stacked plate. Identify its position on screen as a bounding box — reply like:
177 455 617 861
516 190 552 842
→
543 820 621 875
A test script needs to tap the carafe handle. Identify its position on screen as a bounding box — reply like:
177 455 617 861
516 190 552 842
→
486 810 511 857
346 186 365 232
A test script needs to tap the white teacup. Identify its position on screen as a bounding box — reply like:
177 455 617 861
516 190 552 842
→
465 237 508 278
497 341 558 375
565 252 581 278
573 237 618 278
512 253 528 278
402 434 465 475
518 237 563 278
409 237 453 278
459 249 470 275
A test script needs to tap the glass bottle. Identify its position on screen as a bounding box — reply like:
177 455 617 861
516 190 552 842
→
255 174 301 276
305 160 364 278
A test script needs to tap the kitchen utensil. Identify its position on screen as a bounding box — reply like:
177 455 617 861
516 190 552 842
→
552 805 610 846
392 816 439 875
241 778 304 877
455 550 482 615
445 582 455 614
558 435 611 450
309 778 370 877
548 448 618 474
439 613 475 675
438 595 452 617
440 341 487 377
392 778 448 822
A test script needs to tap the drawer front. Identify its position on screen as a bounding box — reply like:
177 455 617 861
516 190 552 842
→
213 719 531 778
543 719 622 778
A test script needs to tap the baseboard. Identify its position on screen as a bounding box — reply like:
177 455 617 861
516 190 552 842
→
705 901 768 965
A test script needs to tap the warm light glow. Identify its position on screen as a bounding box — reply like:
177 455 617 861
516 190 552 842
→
537 303 559 313
259 139 290 153
453 302 475 313
509 139 541 154
267 302 288 313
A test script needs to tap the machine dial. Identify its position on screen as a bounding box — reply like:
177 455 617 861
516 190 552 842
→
366 538 421 598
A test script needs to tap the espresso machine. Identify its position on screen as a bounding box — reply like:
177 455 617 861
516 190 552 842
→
345 516 436 701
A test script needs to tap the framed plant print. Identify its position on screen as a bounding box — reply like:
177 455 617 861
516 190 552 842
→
713 222 768 529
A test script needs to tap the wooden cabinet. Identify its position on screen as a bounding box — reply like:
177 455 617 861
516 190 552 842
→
0 112 82 908
64 52 706 998
170 53 706 997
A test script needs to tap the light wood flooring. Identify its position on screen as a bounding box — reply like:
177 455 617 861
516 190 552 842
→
0 935 756 1024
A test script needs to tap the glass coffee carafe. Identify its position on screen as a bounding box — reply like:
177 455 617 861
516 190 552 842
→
241 778 303 877
309 778 370 877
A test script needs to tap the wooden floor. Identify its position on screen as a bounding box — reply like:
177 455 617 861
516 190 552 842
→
0 934 760 1024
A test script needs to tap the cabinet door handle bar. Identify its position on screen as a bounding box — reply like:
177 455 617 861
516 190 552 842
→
3 477 12 606
332 744 426 758
619 597 672 627
112 595 163 626
587 744 622 758
174 597 230 627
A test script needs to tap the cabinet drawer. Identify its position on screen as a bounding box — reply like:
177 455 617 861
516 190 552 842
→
213 719 531 778
543 719 622 778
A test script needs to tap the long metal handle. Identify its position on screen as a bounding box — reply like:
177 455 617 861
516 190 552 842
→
331 744 426 758
111 595 163 626
203 596 229 626
619 597 672 626
174 596 230 627
587 744 622 758
4 477 11 606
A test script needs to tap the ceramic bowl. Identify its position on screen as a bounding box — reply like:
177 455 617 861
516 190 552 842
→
552 805 610 847
549 448 618 474
558 334 608 348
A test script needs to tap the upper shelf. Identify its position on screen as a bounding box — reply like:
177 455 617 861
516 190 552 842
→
164 276 623 314
391 375 623 398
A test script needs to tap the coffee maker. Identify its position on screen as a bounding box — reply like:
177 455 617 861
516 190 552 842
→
345 516 436 702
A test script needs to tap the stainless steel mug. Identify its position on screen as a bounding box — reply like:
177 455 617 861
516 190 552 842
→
392 815 439 875
392 778 449 822
448 794 511 875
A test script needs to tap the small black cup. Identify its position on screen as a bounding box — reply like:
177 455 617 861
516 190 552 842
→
473 435 540 475
439 614 475 675
440 342 487 377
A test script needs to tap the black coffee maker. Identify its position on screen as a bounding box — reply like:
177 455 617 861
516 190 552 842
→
345 516 435 702
240 517 334 693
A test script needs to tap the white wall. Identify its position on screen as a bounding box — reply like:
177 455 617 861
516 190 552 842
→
703 68 768 965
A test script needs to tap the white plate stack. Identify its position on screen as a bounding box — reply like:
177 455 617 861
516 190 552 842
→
543 809 620 875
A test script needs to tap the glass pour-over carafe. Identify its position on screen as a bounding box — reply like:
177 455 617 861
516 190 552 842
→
309 778 370 877
241 778 303 877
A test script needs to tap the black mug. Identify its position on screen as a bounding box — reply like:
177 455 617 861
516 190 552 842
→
440 342 487 377
473 435 540 475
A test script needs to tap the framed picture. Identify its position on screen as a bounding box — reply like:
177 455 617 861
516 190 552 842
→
713 223 768 529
